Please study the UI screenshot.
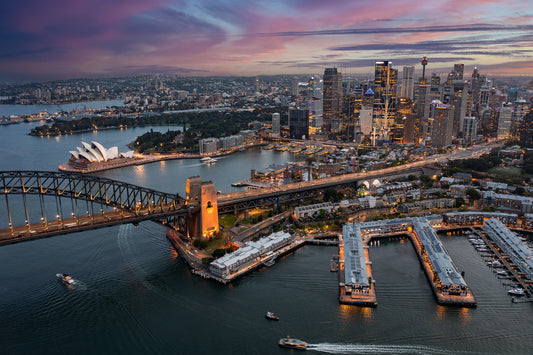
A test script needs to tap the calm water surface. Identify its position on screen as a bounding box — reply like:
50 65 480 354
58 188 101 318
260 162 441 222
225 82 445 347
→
1 123 532 354
0 99 125 117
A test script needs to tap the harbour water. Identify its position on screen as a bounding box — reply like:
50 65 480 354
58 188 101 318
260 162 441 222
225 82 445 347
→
1 122 533 354
0 99 125 117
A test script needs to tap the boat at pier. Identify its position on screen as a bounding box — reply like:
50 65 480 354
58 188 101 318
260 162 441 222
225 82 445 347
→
265 311 279 321
278 336 307 350
508 288 525 296
264 257 276 267
56 273 74 286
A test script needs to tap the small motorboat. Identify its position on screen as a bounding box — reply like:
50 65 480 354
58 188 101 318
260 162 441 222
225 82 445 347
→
265 311 279 321
56 273 75 286
508 288 525 296
278 336 307 350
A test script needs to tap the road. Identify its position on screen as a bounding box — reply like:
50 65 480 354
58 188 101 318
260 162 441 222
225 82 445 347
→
217 141 500 205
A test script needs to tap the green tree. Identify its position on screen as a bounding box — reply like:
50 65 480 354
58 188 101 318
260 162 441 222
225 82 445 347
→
466 188 481 201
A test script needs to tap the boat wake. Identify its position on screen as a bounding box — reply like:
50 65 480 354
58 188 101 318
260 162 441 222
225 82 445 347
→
307 343 467 354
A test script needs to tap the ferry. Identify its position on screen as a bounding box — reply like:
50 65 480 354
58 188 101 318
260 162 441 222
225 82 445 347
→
508 288 526 296
56 273 75 286
278 336 307 350
265 312 279 321
204 158 217 165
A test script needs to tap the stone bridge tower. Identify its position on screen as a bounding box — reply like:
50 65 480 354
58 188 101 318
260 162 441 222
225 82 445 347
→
186 176 219 238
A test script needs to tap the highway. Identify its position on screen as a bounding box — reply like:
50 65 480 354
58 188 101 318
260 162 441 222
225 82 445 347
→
217 141 499 206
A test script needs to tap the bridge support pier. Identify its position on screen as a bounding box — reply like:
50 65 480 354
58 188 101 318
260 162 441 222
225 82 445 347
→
185 177 219 238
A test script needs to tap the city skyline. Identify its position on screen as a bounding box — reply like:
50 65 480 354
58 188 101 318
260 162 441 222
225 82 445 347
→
1 0 533 82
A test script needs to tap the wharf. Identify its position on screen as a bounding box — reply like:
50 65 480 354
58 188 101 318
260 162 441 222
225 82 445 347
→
166 228 309 284
409 231 477 307
338 234 378 307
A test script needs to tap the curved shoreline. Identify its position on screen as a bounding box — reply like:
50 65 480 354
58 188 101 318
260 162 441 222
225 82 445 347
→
58 142 265 173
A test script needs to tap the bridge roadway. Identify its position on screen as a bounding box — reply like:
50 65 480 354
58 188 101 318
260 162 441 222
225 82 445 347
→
216 141 497 212
217 164 422 212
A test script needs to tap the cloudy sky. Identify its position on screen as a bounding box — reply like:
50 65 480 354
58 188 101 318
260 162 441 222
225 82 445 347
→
1 0 532 81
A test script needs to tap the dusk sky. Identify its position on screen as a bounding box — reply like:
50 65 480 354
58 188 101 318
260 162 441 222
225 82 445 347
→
1 0 532 82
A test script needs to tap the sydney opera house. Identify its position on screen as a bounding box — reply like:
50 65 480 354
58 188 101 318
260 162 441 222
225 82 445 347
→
67 141 135 171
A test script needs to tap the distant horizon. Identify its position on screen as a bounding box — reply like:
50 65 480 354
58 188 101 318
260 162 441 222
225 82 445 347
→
1 0 532 82
1 68 533 87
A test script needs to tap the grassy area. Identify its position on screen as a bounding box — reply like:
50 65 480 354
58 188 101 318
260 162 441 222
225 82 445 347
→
219 214 237 228
205 237 226 254
239 208 271 225
488 166 524 177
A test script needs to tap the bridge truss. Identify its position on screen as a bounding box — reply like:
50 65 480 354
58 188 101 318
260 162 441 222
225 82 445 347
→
0 171 188 244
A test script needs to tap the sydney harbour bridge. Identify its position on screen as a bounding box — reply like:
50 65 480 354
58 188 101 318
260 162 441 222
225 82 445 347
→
0 163 430 246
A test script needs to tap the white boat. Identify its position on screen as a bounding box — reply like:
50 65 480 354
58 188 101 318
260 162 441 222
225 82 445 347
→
56 273 74 286
204 158 217 165
508 288 525 296
278 336 307 350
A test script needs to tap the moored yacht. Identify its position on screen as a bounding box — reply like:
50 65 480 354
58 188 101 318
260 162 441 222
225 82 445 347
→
508 288 525 296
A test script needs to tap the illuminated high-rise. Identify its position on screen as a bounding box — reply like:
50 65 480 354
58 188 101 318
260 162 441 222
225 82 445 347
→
322 68 343 133
430 102 454 147
519 111 533 147
497 103 513 139
454 64 464 80
271 113 280 136
289 108 309 139
373 61 397 142
393 98 413 144
401 66 414 100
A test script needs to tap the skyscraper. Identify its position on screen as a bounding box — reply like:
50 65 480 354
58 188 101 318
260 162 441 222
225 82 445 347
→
519 111 533 147
453 64 464 80
463 117 478 144
393 98 413 144
289 108 309 139
430 103 454 147
497 102 513 139
322 68 343 133
271 113 280 136
401 66 414 100
373 61 398 142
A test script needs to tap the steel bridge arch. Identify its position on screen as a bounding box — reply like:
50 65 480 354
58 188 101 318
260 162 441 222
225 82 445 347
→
0 171 185 225
0 171 185 214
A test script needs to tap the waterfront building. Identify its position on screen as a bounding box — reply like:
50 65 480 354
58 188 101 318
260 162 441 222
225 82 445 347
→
497 102 513 139
373 61 398 142
412 218 468 295
401 66 415 100
322 68 343 134
483 191 533 214
289 108 309 139
69 141 133 163
271 113 280 136
443 211 518 227
199 138 218 155
483 218 533 281
209 232 293 278
342 223 370 296
430 102 454 147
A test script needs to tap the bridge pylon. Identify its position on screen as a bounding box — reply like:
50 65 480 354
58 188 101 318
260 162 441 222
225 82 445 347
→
185 176 219 238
